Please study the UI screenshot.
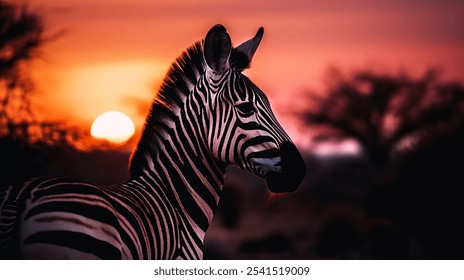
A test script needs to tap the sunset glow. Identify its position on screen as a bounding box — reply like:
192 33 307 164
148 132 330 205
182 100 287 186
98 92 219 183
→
91 111 135 144
3 0 464 262
24 0 464 149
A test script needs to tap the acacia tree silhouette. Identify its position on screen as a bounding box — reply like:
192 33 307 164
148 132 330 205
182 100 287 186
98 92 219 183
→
0 1 44 139
0 2 88 186
303 69 464 171
0 1 82 145
303 69 464 258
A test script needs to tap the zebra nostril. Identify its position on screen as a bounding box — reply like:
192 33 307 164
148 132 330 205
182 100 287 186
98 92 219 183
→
266 141 306 193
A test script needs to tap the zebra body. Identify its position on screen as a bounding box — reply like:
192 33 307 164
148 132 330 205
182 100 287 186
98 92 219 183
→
0 24 306 259
2 177 179 259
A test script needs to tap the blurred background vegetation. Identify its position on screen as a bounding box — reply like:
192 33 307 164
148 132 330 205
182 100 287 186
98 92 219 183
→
2 0 464 259
0 1 127 186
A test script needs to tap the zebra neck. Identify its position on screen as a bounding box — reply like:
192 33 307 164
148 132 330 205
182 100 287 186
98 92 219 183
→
130 120 226 245
128 42 225 254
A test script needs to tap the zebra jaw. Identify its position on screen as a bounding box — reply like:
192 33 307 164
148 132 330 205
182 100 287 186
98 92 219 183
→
264 141 307 193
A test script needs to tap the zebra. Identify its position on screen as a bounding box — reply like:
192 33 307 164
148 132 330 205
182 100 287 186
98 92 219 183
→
0 24 306 259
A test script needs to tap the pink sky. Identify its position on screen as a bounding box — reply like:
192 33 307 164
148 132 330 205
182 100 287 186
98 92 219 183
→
24 0 464 147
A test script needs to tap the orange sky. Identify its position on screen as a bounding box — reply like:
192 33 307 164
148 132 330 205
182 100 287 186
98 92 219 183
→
24 0 464 147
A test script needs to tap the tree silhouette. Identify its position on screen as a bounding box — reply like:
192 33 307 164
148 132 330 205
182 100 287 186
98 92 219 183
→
302 68 464 258
0 1 87 186
0 0 44 139
0 1 83 145
303 69 464 169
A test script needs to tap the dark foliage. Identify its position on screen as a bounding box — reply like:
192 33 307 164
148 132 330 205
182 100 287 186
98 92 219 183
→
0 1 77 145
0 1 44 137
240 233 295 256
303 69 464 168
274 68 464 259
0 136 130 186
367 125 464 259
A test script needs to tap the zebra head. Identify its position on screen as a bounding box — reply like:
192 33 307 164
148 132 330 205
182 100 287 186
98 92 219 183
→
199 24 306 193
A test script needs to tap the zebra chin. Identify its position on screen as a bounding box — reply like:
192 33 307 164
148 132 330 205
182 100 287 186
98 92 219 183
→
264 141 307 193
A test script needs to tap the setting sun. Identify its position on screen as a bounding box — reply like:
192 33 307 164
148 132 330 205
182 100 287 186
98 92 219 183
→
91 111 135 144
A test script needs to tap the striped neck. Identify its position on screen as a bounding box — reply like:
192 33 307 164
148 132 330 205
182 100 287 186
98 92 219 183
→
128 42 226 258
130 42 206 176
132 119 225 258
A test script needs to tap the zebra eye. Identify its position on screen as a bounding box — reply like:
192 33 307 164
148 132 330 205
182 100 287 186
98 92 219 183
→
235 102 256 116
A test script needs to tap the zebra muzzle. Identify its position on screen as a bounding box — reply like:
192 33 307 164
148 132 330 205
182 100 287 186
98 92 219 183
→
265 141 307 193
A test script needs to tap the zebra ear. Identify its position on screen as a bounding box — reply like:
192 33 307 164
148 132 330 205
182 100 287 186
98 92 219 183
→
204 24 232 72
235 27 264 62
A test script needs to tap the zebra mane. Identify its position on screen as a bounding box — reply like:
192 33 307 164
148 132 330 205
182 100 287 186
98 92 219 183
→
130 41 251 175
155 42 206 114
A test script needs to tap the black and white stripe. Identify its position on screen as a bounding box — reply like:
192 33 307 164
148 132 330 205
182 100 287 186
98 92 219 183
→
0 24 306 259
